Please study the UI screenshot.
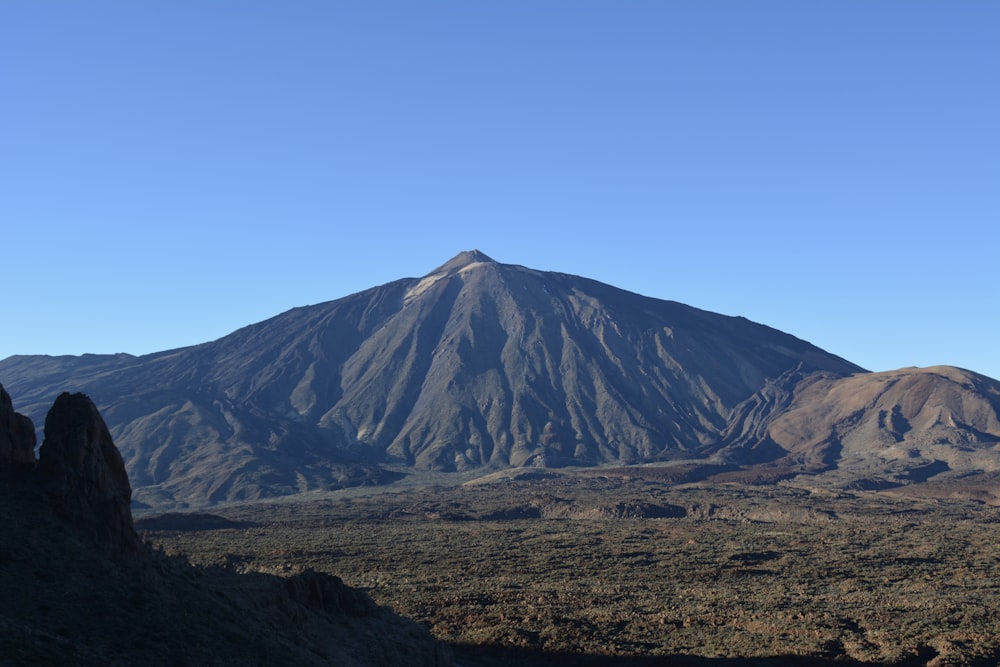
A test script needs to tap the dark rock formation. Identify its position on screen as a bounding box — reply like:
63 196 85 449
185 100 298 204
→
1 386 141 558
282 569 377 617
0 386 452 666
37 392 141 559
0 383 35 465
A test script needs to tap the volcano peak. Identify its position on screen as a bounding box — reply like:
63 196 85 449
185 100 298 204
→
429 249 497 276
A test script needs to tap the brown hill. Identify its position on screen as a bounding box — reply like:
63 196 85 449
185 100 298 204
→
763 366 1000 492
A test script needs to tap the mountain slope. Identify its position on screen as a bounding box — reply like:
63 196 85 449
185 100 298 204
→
7 250 995 508
0 251 865 507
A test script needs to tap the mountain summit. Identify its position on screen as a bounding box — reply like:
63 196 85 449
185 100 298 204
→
2 252 998 508
428 249 497 275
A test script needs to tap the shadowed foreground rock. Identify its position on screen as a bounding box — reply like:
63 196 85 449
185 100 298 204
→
37 391 141 559
0 384 35 464
0 384 451 666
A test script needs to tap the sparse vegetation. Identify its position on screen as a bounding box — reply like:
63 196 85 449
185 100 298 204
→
142 475 1000 665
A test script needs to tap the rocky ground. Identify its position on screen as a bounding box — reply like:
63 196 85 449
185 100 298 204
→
141 473 1000 666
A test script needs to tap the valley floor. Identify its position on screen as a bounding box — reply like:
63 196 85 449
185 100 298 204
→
141 475 1000 666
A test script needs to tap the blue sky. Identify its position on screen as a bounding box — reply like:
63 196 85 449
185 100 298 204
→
2 1 998 381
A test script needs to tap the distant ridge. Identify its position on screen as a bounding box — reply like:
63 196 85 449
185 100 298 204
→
2 251 999 509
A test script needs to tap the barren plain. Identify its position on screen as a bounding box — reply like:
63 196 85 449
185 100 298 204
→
140 472 1000 666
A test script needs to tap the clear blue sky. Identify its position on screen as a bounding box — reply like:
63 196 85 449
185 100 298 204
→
2 1 998 381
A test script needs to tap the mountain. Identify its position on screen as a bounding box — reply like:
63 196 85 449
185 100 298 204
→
0 386 449 666
2 250 998 508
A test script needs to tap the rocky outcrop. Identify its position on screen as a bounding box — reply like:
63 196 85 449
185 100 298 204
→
1 384 141 558
0 383 36 464
215 567 453 667
37 392 141 559
282 570 377 617
0 386 453 666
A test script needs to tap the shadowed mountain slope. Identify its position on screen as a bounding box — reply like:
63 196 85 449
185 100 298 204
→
3 251 998 508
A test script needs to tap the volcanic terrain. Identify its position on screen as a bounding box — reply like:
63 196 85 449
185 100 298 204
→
1 251 998 509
